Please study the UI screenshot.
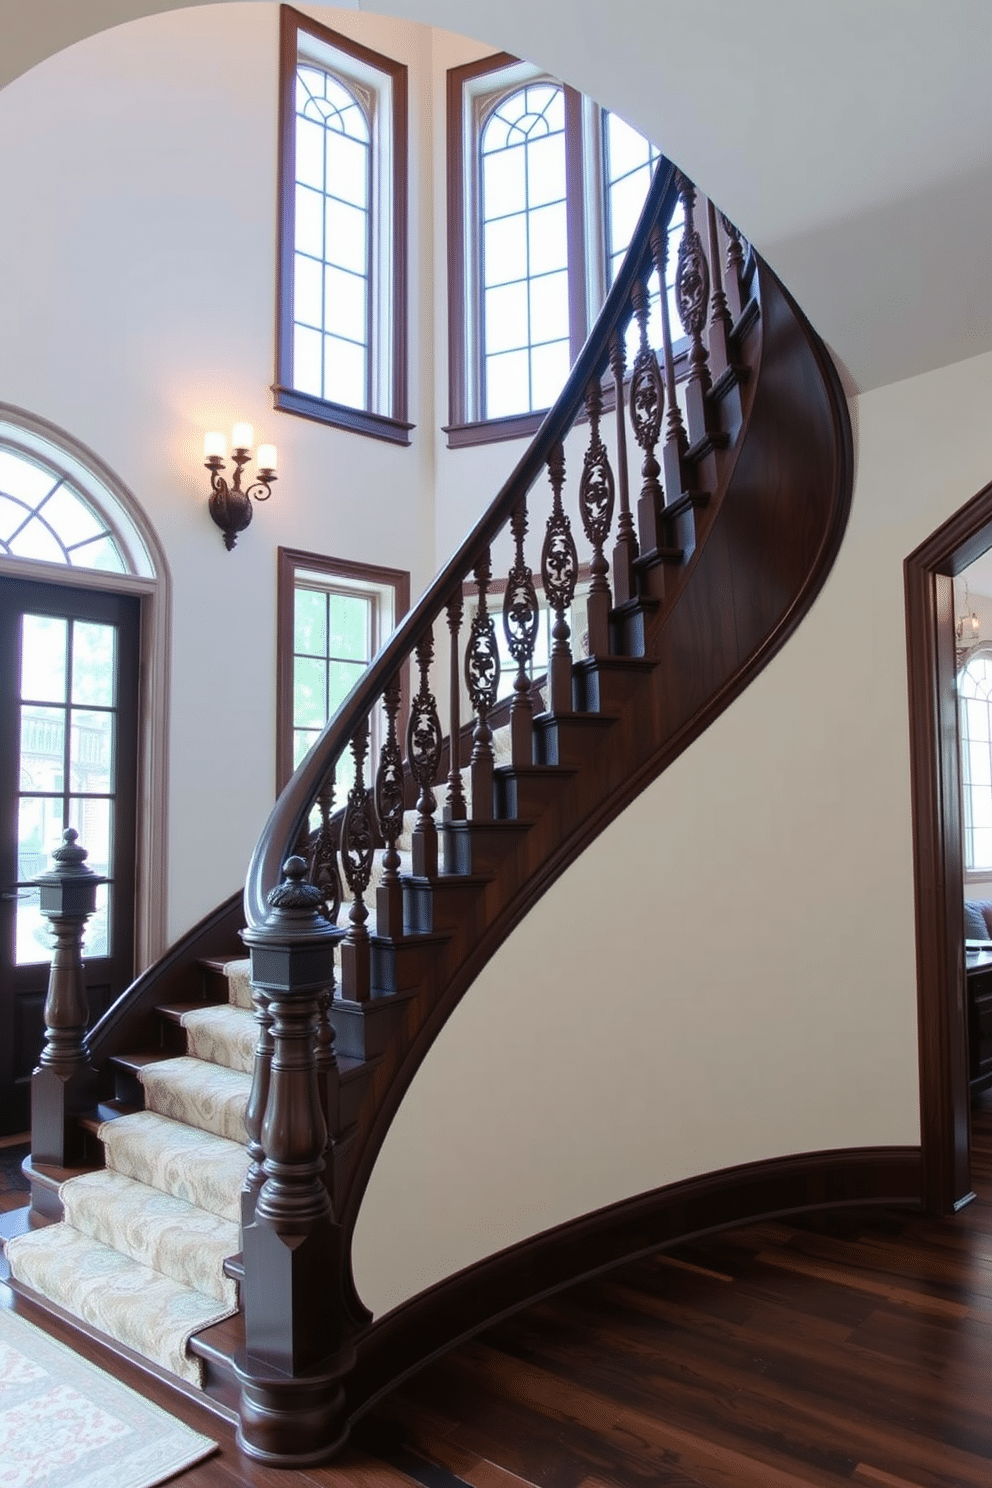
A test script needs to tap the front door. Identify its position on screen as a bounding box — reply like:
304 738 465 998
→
0 577 139 1135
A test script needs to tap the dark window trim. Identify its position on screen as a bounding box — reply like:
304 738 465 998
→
445 54 592 449
277 547 410 792
276 6 410 441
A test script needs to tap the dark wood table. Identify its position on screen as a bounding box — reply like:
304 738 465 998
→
966 948 992 1096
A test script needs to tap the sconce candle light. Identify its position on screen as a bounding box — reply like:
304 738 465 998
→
203 426 278 550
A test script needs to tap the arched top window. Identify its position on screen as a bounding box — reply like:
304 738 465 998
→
293 65 372 411
958 647 992 870
0 409 156 580
479 81 570 420
276 7 409 444
0 447 128 573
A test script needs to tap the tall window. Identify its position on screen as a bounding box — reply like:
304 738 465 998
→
276 7 410 445
277 549 409 792
447 55 678 445
959 649 992 871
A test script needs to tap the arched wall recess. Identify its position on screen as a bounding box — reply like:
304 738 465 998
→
0 402 171 967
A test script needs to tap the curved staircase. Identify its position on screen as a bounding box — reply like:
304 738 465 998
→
1 160 856 1462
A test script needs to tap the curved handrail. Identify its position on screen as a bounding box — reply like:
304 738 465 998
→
245 159 681 926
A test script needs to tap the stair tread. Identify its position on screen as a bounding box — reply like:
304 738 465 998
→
5 1223 236 1386
59 1168 240 1304
100 1110 248 1222
138 1055 250 1143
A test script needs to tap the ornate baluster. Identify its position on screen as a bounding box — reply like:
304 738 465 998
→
407 630 443 877
445 593 467 820
540 441 577 713
579 379 616 657
465 550 499 823
29 829 100 1178
374 673 405 936
650 220 689 504
241 986 273 1227
720 211 746 322
340 721 374 1003
629 275 665 555
310 771 342 924
504 499 540 767
237 858 353 1462
609 330 638 605
675 171 713 445
706 196 734 383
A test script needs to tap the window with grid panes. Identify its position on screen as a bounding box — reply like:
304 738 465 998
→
447 55 679 444
276 7 410 444
959 649 992 871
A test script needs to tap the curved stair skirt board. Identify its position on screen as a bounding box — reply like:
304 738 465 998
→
346 1144 922 1419
331 259 856 1245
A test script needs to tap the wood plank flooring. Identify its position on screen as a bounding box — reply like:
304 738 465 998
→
5 1103 992 1487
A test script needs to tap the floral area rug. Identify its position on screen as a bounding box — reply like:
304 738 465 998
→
0 1306 216 1488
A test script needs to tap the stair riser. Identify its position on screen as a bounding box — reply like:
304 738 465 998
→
440 821 530 875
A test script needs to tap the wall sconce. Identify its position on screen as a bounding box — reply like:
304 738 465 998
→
956 579 981 669
203 425 278 550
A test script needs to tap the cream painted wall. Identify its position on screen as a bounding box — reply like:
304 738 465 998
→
352 349 992 1319
0 4 480 943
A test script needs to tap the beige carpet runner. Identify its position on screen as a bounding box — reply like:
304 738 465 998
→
0 725 522 1388
3 964 254 1387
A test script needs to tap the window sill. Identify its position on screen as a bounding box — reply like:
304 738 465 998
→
444 410 547 450
273 386 413 446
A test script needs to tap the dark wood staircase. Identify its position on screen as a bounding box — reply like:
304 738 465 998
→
1 160 854 1463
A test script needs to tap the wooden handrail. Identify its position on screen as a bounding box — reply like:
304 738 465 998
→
244 160 681 927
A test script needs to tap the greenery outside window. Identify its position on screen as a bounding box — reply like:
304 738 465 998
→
277 548 409 793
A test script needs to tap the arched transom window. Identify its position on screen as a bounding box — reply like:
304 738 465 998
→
0 447 128 573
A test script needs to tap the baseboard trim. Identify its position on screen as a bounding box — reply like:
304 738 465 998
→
347 1143 921 1417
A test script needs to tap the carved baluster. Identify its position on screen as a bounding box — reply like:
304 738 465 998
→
579 379 616 657
629 275 665 555
720 211 746 323
650 220 689 504
314 984 340 1173
706 197 734 383
29 829 100 1179
675 171 713 445
374 673 405 937
241 986 273 1227
504 499 540 767
465 550 500 823
340 721 374 1003
407 630 443 877
609 330 638 605
540 441 577 713
237 858 353 1462
310 771 342 924
445 593 467 820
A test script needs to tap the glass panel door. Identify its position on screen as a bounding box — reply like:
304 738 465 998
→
0 577 139 1135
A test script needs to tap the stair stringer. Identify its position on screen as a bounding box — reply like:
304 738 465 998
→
334 256 853 1327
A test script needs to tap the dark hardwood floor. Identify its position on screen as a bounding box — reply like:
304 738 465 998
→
5 1104 992 1487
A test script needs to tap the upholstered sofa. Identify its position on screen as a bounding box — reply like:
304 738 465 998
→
965 900 992 941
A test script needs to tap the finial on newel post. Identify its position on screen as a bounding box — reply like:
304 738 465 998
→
235 856 354 1467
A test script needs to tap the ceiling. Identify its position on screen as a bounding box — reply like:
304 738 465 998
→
1 0 990 397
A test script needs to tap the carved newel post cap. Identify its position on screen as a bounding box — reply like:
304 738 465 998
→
33 829 105 918
241 857 338 994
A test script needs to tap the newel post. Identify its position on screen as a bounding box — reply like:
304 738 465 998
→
234 857 355 1466
30 829 101 1173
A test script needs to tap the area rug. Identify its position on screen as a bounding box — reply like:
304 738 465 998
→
0 1306 216 1488
0 1148 28 1198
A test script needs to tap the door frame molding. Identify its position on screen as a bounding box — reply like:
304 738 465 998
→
905 476 992 1213
0 404 171 968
